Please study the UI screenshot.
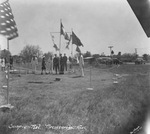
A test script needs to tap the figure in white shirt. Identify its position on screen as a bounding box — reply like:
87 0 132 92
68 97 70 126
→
31 56 38 74
48 55 53 74
78 52 84 77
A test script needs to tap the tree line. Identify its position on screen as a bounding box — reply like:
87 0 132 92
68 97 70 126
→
0 44 150 63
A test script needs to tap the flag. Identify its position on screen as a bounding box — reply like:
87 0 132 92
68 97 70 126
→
60 22 70 40
66 42 69 49
72 31 83 47
51 34 55 43
65 34 72 49
53 44 59 51
50 33 59 51
76 46 81 53
0 0 18 40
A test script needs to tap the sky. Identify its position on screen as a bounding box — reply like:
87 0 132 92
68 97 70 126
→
0 0 150 56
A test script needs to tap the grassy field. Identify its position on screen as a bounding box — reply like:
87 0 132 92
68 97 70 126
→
0 63 150 134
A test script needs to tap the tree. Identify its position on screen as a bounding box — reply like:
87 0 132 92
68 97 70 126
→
92 54 100 59
121 53 138 62
0 49 11 63
43 52 53 61
117 52 121 60
20 45 42 62
143 54 149 61
0 49 11 58
83 51 91 58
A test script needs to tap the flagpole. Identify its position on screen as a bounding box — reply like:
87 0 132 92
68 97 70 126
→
6 39 9 104
71 29 74 73
59 19 62 72
71 29 73 58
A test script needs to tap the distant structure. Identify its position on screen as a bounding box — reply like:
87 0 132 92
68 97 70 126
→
108 46 113 57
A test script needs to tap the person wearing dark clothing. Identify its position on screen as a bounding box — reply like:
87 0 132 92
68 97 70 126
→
9 55 13 70
69 56 72 69
1 57 5 71
59 54 64 74
63 53 67 71
41 56 47 74
53 54 59 74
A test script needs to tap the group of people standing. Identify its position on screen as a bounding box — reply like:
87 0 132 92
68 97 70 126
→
32 52 84 77
1 55 13 71
40 53 68 75
53 53 68 75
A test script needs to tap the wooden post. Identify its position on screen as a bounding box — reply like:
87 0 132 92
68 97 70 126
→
90 65 92 88
71 29 74 72
6 39 9 104
86 57 93 90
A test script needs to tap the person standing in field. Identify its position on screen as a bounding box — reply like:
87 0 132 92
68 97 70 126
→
41 56 47 75
31 55 38 74
48 55 53 74
1 57 5 71
69 56 72 69
59 54 64 74
78 52 84 77
63 53 67 72
9 55 13 70
53 54 59 74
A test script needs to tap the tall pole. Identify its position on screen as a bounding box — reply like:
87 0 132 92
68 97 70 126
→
59 19 62 72
86 57 93 90
6 39 9 104
71 29 73 58
59 19 62 56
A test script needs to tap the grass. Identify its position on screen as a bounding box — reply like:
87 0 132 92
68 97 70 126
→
0 63 149 134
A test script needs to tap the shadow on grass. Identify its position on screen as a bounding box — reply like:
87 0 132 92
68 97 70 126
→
71 76 82 78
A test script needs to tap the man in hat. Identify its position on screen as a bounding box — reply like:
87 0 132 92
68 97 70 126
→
9 55 13 70
59 54 64 74
53 54 59 74
63 53 67 72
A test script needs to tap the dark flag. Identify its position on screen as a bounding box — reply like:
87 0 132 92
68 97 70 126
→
65 34 72 49
0 0 18 40
127 0 150 37
65 42 69 49
76 46 81 53
53 44 59 51
60 22 70 40
72 31 83 47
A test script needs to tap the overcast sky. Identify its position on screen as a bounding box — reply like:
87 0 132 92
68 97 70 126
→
0 0 150 56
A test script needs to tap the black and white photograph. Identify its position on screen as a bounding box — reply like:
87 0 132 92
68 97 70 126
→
0 0 150 134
